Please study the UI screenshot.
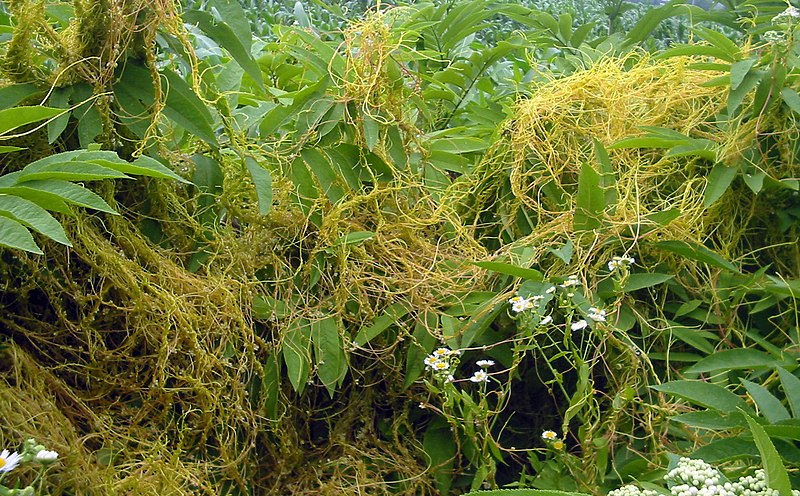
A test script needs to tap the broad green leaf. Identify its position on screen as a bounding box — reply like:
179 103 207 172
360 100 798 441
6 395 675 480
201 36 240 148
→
17 161 130 183
83 151 190 184
0 186 70 215
13 180 116 214
423 422 456 496
0 83 39 110
362 113 380 152
0 195 70 245
745 414 792 496
0 216 43 254
574 161 603 231
654 240 739 272
777 367 800 418
245 157 272 215
0 106 63 136
685 349 778 374
731 58 757 91
259 78 328 137
353 302 410 347
301 148 346 203
692 437 758 463
333 231 375 247
781 88 800 115
47 87 72 144
183 8 264 88
473 261 543 281
672 410 746 430
282 318 311 395
161 68 218 146
741 379 790 423
311 316 346 398
651 380 749 413
704 163 737 207
622 273 673 291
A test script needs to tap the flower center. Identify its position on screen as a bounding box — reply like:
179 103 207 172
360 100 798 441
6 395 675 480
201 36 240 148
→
0 457 6 469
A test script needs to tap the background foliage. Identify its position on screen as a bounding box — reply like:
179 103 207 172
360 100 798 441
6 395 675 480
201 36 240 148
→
0 0 798 494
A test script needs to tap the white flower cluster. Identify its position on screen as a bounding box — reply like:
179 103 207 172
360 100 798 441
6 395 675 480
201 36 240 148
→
587 307 607 322
610 458 800 496
608 485 659 496
774 5 800 23
509 294 544 313
424 347 460 374
608 255 635 271
560 275 582 288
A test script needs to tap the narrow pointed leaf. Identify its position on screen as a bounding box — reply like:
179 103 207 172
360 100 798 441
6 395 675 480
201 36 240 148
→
0 216 43 253
0 195 70 245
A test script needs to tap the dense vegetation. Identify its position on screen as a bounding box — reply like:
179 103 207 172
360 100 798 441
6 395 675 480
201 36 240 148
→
0 0 798 494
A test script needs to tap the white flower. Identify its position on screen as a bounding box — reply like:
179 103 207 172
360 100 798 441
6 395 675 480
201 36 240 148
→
424 355 440 369
469 370 489 383
432 360 450 371
545 286 556 294
539 315 553 325
0 449 22 472
35 449 58 463
432 347 451 357
476 359 495 368
608 255 635 271
560 275 581 288
509 296 534 313
445 374 455 383
571 319 588 331
587 307 607 322
541 430 558 441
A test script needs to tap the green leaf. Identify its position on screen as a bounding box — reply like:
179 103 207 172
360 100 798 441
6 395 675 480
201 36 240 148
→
47 87 72 144
685 349 778 374
183 7 264 88
0 83 39 110
245 157 272 215
548 240 573 265
262 352 282 420
745 413 792 496
301 148 346 203
473 261 543 281
423 422 456 496
0 216 43 254
259 78 328 137
11 180 116 214
84 151 190 184
404 312 438 388
332 231 375 247
741 379 790 424
622 273 673 291
0 195 70 245
462 490 592 496
17 161 130 182
654 240 739 272
353 302 410 347
574 161 603 231
692 437 758 463
0 106 63 136
777 368 800 418
161 68 219 146
781 88 800 115
362 113 380 152
651 380 749 413
672 410 746 430
311 316 346 398
282 318 311 395
704 163 737 207
731 58 757 91
693 26 741 62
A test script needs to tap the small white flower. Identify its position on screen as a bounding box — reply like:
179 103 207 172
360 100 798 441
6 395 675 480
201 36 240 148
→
560 275 581 288
35 449 58 463
571 319 588 331
476 359 495 368
432 347 450 357
608 255 635 271
424 355 440 369
0 449 22 472
539 315 553 325
587 307 607 322
541 430 558 441
509 296 534 313
445 374 455 383
432 360 450 371
545 286 556 294
469 370 489 383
